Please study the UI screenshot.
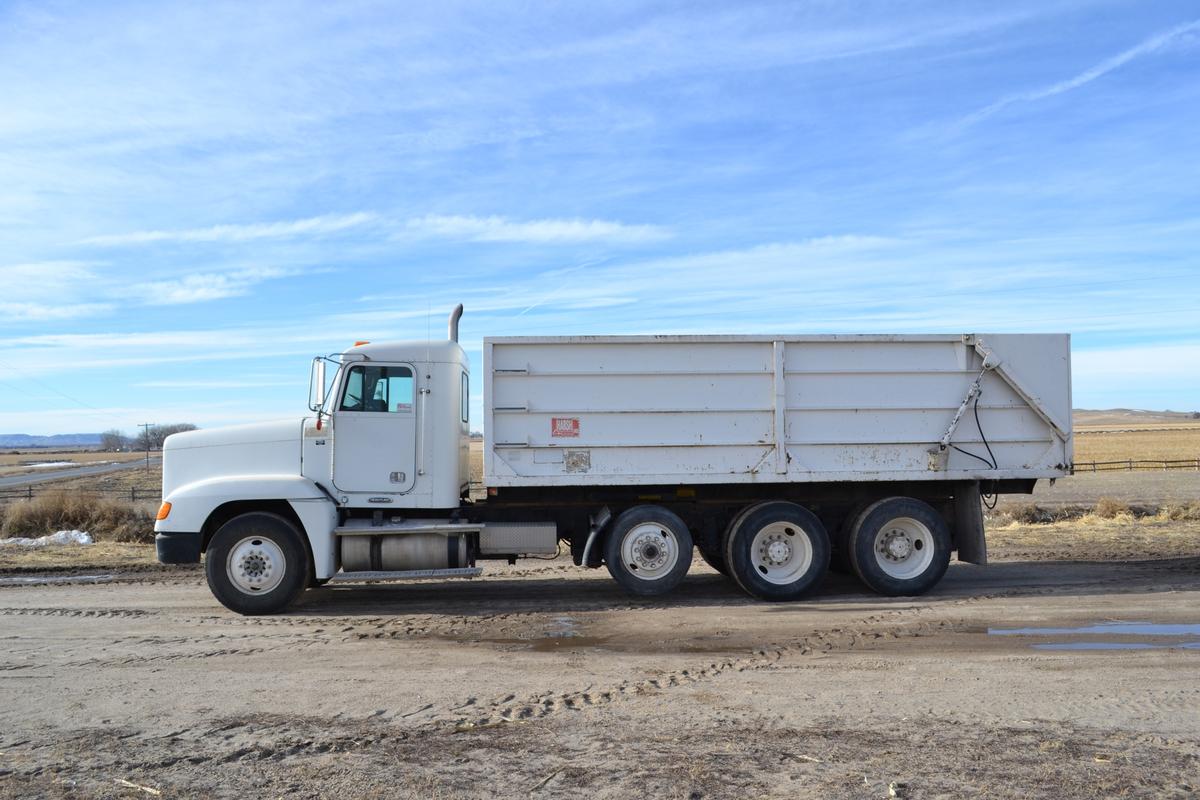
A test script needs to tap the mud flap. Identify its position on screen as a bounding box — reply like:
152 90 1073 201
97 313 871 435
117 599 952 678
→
954 481 987 565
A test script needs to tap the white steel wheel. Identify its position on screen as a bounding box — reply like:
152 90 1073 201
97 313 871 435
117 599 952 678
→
206 512 308 615
604 506 694 597
226 536 287 595
749 521 814 585
620 522 681 580
871 517 934 580
723 501 830 601
848 497 951 597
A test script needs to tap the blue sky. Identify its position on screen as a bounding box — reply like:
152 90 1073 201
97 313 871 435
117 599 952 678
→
2 0 1198 435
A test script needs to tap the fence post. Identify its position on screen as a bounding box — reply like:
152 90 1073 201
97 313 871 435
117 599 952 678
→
27 485 32 500
1127 459 1133 472
131 487 136 503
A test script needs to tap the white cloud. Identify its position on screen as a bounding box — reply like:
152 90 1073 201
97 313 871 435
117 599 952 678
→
82 212 379 246
404 214 671 244
136 378 298 389
1073 341 1200 379
957 18 1200 129
0 261 114 320
0 301 115 321
125 267 297 305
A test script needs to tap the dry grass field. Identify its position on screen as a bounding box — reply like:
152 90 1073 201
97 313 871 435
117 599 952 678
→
1073 425 1200 463
0 449 143 478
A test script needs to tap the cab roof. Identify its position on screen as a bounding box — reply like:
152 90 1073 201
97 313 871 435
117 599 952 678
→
341 339 467 366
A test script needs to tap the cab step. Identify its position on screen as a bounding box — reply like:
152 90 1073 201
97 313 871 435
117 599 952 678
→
327 567 483 584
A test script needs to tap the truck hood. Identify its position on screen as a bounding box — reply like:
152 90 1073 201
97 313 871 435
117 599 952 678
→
162 419 303 498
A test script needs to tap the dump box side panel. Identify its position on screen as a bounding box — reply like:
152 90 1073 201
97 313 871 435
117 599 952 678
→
484 334 1071 487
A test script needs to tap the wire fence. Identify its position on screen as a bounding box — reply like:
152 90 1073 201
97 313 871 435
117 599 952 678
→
0 486 160 503
1073 458 1200 472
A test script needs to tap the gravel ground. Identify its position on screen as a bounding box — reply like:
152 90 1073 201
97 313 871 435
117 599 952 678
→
1 540 1198 798
1 470 1197 798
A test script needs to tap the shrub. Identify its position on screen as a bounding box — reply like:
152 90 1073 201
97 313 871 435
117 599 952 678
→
1003 503 1057 524
0 491 154 543
1092 497 1132 519
1163 502 1200 521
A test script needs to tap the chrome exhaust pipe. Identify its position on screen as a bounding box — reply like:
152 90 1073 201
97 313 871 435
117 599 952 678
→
448 304 464 342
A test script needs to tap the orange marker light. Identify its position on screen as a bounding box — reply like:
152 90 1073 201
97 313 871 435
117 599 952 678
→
155 502 172 521
354 340 370 346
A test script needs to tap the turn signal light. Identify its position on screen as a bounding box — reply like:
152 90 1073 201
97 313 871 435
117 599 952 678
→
354 340 370 346
156 502 172 521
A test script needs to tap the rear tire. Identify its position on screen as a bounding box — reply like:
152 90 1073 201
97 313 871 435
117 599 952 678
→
205 512 308 615
830 503 868 575
724 501 830 601
604 506 693 597
848 497 951 596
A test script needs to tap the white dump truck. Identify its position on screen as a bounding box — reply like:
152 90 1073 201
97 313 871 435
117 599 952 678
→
155 306 1072 614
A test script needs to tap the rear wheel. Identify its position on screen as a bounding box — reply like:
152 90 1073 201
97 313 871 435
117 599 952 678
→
205 512 308 615
724 501 830 601
848 497 950 596
604 506 693 596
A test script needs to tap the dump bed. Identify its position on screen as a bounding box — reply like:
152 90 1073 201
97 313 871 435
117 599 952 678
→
483 334 1072 487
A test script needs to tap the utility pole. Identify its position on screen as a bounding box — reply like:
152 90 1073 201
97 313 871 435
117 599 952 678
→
139 423 156 472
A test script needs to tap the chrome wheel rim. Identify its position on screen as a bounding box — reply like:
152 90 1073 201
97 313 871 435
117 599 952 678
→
227 536 286 595
620 522 680 580
872 517 934 580
750 521 813 585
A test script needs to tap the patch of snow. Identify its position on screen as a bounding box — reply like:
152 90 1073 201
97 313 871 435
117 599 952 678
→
0 530 94 547
23 461 78 468
0 574 114 586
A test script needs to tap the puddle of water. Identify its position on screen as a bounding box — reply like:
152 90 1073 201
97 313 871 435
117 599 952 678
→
527 635 611 653
987 621 1200 653
543 616 581 638
1032 641 1200 651
0 574 115 586
989 622 1200 637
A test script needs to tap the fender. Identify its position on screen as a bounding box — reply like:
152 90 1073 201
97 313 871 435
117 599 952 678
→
156 475 339 579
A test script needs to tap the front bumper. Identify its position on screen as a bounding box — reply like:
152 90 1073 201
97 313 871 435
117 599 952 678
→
156 531 203 564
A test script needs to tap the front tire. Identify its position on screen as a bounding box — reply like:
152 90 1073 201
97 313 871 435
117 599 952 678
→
848 497 951 596
724 501 830 601
205 512 308 615
604 506 693 597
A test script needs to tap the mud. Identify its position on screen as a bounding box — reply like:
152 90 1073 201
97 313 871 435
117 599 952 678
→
2 549 1200 798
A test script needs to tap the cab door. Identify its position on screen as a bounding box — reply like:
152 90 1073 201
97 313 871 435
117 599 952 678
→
332 363 418 494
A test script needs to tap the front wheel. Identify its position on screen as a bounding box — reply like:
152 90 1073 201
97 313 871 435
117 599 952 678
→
724 501 830 601
848 497 951 596
604 506 693 596
205 512 308 615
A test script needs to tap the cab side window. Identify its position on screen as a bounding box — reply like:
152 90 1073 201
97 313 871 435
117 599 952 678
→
339 366 414 413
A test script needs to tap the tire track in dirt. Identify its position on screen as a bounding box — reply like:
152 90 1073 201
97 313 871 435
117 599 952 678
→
412 565 1199 731
0 606 155 619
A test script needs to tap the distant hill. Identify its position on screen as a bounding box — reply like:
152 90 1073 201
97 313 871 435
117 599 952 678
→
0 433 102 448
1074 409 1200 427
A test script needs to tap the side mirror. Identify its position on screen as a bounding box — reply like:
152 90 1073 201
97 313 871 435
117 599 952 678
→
308 358 326 412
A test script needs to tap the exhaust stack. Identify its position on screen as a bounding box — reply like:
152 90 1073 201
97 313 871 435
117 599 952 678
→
448 304 463 342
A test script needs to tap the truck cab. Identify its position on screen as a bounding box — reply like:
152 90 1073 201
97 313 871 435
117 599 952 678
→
302 339 471 510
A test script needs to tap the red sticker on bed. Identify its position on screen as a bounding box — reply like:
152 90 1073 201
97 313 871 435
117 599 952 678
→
551 417 580 437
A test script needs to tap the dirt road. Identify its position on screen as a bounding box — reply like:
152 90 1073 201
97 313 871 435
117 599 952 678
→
1 548 1198 799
